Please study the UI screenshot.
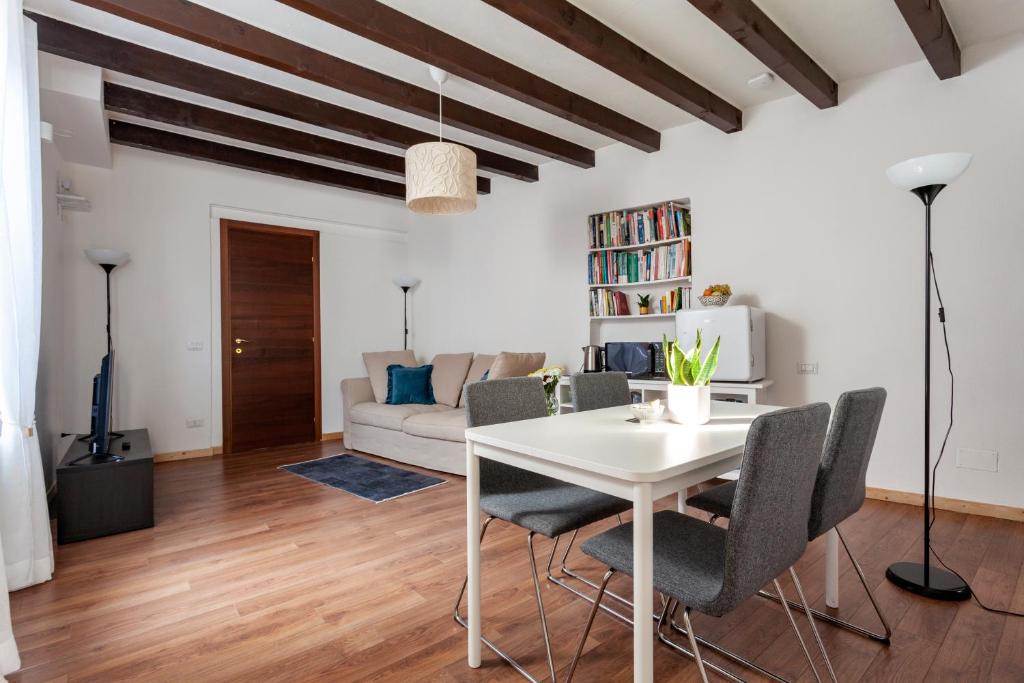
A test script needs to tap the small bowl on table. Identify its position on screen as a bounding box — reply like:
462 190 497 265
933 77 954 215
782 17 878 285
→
629 401 665 424
698 294 731 307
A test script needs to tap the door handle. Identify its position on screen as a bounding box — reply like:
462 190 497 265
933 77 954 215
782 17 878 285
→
235 338 249 344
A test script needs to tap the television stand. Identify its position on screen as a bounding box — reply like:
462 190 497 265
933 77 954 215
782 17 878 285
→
76 430 124 443
57 428 153 544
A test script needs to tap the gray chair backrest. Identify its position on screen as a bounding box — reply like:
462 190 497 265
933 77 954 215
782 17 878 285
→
717 403 831 612
807 388 887 539
570 372 631 412
464 377 549 492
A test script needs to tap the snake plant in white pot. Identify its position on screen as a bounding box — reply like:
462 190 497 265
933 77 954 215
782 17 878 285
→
662 331 721 425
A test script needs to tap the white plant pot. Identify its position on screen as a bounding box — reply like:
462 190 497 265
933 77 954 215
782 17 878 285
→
667 384 711 425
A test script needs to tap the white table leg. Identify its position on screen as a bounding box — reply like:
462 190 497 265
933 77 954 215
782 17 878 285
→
825 528 839 609
466 440 481 667
633 483 654 683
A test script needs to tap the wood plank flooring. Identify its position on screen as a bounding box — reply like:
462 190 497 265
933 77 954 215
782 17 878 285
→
8 440 1023 682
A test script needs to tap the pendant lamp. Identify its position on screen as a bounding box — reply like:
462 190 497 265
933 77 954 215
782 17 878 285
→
405 67 477 215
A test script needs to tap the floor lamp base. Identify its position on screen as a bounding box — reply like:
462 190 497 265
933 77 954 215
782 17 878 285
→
886 562 971 601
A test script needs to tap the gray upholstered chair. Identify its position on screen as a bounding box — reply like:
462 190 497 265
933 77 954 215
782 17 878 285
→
570 371 631 412
686 387 891 645
566 403 835 683
454 376 633 683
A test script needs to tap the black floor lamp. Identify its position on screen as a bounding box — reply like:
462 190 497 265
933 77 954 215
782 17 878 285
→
85 248 130 354
392 275 420 350
84 247 129 443
884 153 972 601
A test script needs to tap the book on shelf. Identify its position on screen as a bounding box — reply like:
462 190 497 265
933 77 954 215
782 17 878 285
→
588 240 691 285
588 201 690 249
589 289 632 317
659 286 691 314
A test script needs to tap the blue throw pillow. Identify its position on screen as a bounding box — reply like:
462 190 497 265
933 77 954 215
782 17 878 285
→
385 364 436 405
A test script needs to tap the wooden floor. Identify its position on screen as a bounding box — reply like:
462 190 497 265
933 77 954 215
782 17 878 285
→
8 440 1024 682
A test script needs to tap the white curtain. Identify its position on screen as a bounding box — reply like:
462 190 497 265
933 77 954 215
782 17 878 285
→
0 5 55 677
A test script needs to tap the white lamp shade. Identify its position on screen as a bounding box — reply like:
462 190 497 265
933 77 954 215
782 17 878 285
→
886 153 972 191
392 275 420 289
85 248 130 267
405 142 477 215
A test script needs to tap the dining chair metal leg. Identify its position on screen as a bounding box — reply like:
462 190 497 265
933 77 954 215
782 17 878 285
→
756 525 892 644
527 531 558 683
790 567 837 683
453 518 553 683
565 568 614 683
666 602 786 682
681 606 710 683
656 599 744 683
546 530 642 626
774 578 824 683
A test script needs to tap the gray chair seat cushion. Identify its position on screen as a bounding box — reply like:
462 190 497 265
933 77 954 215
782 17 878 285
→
481 473 631 538
686 481 737 519
402 408 467 442
581 510 732 616
348 402 448 431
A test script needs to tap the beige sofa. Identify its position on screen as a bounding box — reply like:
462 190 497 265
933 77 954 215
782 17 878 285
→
341 351 543 475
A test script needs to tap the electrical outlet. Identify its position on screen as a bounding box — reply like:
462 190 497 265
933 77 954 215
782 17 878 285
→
185 418 205 429
186 341 203 351
797 362 818 375
955 448 998 472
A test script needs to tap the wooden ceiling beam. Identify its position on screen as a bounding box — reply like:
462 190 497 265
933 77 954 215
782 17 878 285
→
103 84 490 194
480 0 741 133
276 0 661 152
109 120 407 199
29 13 537 182
687 0 838 109
73 0 593 168
892 0 961 79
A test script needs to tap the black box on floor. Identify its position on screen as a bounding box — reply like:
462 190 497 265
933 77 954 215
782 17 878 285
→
56 428 154 544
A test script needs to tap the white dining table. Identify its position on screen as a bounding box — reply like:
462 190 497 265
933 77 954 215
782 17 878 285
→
464 400 841 682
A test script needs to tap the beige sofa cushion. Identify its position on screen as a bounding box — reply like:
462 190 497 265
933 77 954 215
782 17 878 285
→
488 352 546 379
459 354 496 407
363 350 417 403
402 408 467 443
348 401 448 431
430 353 473 407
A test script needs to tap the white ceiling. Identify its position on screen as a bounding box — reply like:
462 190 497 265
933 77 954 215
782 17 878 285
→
26 0 1024 177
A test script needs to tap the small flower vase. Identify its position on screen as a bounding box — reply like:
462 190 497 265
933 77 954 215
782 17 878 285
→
545 390 559 416
667 384 711 425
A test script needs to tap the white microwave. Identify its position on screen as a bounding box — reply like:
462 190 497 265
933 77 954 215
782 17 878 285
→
675 305 766 382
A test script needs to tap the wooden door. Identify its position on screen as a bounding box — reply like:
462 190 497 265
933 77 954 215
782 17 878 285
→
220 220 321 454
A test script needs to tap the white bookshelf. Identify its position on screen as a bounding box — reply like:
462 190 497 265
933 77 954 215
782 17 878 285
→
587 198 692 326
588 276 690 290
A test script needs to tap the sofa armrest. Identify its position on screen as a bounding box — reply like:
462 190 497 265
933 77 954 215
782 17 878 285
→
342 376 375 448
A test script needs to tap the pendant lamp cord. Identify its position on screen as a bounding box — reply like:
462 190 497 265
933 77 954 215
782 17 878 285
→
438 80 444 142
926 249 1024 618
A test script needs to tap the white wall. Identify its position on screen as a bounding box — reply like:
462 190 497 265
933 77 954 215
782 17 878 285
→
407 34 1024 508
56 146 411 456
36 142 65 486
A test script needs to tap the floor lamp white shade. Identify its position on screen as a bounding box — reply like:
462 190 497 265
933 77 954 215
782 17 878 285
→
85 247 130 267
392 275 420 290
886 153 973 190
405 141 477 215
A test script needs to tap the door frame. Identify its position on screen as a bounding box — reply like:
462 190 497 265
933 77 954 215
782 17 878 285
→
219 219 321 454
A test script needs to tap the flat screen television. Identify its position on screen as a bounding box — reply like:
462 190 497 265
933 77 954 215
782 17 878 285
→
90 352 114 455
69 352 124 465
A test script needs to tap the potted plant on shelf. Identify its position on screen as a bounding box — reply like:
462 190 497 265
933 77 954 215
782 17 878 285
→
636 294 651 315
662 330 721 425
528 365 564 416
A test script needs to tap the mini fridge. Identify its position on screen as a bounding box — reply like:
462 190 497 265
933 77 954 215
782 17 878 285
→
675 305 766 381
